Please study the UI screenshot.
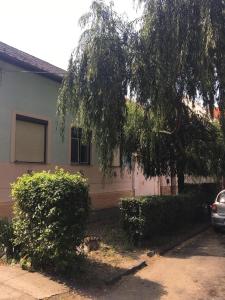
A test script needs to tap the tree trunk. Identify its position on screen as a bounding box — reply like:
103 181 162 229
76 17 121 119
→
170 163 177 195
178 170 185 194
171 175 177 195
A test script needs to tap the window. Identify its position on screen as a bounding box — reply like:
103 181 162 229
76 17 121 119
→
15 115 47 163
112 148 121 167
71 128 91 164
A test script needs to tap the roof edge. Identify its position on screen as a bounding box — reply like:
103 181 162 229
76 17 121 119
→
0 52 63 83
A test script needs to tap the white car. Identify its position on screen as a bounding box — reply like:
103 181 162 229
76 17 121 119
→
211 190 225 230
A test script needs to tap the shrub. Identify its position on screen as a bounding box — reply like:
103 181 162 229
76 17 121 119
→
183 183 219 204
11 168 90 272
0 218 15 258
120 193 207 243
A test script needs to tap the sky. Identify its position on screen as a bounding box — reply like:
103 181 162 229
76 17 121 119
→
0 0 140 70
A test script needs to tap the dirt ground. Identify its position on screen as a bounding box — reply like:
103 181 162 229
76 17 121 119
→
51 227 225 300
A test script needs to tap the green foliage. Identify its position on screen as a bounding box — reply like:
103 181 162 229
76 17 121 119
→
120 193 208 243
11 168 90 273
58 0 225 183
124 101 223 182
210 121 225 177
57 0 130 173
129 0 225 185
183 183 219 205
133 0 225 114
0 219 15 258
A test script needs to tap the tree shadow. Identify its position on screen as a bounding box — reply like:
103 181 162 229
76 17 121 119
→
140 221 210 251
43 259 167 299
101 274 168 300
165 228 225 259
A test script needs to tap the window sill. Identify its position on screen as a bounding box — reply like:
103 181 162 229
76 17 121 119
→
70 162 91 167
14 161 47 165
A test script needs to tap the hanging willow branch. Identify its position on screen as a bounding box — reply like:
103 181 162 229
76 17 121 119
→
58 0 225 180
57 1 131 173
124 100 223 180
131 0 225 118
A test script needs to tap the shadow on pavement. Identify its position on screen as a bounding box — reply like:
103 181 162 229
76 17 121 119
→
100 276 167 300
43 259 167 299
165 228 225 259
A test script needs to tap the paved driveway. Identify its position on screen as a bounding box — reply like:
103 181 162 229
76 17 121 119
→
102 228 225 300
1 229 224 300
0 264 68 299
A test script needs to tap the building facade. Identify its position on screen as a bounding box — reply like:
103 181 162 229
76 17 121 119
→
0 42 172 218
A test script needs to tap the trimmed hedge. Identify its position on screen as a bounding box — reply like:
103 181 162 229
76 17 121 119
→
120 193 207 243
183 183 219 204
11 168 90 272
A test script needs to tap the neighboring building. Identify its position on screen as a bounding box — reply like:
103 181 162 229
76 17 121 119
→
213 107 220 120
183 97 208 117
0 41 171 218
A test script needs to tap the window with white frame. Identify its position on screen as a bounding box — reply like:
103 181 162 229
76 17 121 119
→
112 148 121 167
15 114 48 163
71 128 91 164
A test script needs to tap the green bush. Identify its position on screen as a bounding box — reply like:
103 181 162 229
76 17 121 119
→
120 193 207 243
11 168 90 272
0 218 15 258
183 183 219 204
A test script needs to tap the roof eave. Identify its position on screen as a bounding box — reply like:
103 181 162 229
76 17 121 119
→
0 53 64 83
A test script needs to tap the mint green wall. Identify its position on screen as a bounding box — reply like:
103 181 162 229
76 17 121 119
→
0 60 69 164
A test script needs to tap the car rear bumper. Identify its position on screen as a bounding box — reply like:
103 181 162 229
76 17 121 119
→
211 214 225 227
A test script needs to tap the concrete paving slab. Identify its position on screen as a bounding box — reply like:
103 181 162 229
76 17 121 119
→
0 266 26 281
0 284 34 300
0 265 69 299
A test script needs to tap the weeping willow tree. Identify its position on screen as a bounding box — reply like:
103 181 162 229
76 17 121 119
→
124 101 224 193
134 0 225 112
128 0 225 190
57 0 225 191
57 1 130 173
130 0 225 145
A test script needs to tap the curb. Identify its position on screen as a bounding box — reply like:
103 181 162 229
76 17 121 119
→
148 223 211 257
104 260 147 285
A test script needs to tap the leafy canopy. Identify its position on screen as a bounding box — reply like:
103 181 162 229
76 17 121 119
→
58 0 225 179
131 0 225 125
124 101 223 178
57 1 130 173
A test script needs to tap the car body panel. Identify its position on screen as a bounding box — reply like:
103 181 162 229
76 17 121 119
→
211 190 225 228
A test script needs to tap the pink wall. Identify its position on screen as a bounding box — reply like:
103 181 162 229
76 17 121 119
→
0 162 133 217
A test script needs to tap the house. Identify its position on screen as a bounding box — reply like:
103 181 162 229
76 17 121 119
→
0 41 172 218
